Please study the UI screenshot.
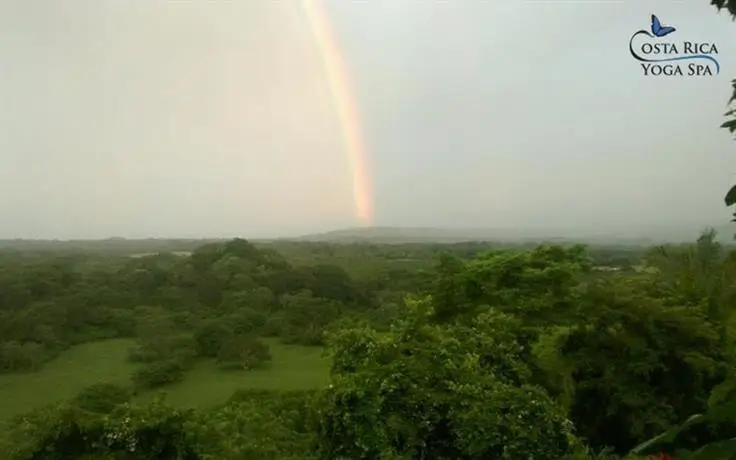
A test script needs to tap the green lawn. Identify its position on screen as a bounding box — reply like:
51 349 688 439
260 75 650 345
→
135 339 331 408
0 339 138 422
0 338 331 422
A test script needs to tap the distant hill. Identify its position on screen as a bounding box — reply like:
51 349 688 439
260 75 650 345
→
0 238 227 254
292 227 485 244
0 223 732 252
291 225 736 245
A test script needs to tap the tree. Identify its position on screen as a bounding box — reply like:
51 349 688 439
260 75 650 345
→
0 340 46 372
629 5 736 457
132 357 188 389
316 297 584 459
71 383 132 414
128 312 197 365
645 229 729 322
216 335 271 371
460 245 590 329
1 399 199 459
306 264 365 304
711 0 736 18
430 252 473 323
722 79 736 219
718 1 736 220
193 319 232 358
550 277 728 453
277 291 342 345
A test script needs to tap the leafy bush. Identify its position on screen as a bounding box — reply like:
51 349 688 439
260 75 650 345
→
132 357 188 389
0 340 48 372
227 389 320 433
193 320 231 358
0 400 198 460
188 391 319 460
216 335 271 371
71 382 132 414
127 343 161 363
128 334 197 364
316 298 583 459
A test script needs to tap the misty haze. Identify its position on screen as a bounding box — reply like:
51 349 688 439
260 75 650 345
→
2 2 736 459
0 1 734 241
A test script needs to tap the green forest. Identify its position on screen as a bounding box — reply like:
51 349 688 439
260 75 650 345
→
5 229 736 460
0 230 728 460
1 2 736 459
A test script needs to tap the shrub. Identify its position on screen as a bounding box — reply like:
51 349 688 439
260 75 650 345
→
71 383 132 414
216 335 271 371
193 320 231 358
132 357 187 389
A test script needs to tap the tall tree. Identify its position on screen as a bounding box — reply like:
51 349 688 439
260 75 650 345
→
723 79 736 216
711 0 736 17
718 2 736 220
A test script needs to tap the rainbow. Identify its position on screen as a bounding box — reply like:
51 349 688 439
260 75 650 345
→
300 0 374 226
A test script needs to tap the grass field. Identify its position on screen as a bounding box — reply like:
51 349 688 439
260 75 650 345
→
0 339 138 421
135 339 331 408
0 338 331 422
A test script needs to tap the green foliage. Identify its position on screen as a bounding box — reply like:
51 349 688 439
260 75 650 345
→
724 78 736 214
71 383 132 414
132 357 188 389
187 389 320 459
3 232 736 458
2 399 199 460
316 298 582 459
556 277 728 452
127 323 197 391
187 402 315 460
532 326 577 411
721 41 736 215
725 183 736 208
0 340 47 372
216 335 272 371
449 383 580 459
276 291 343 346
630 397 736 458
128 334 196 365
192 320 231 358
712 0 736 19
439 244 590 329
725 78 736 131
430 252 474 323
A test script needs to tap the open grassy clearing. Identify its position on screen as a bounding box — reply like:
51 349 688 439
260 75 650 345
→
0 339 138 422
135 339 331 408
0 338 330 422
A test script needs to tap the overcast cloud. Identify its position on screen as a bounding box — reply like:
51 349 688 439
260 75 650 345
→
0 1 735 239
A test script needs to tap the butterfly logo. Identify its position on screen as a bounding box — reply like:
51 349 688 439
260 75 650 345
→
650 14 676 37
628 14 720 75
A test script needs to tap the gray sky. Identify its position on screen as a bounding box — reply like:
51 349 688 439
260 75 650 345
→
0 1 735 239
